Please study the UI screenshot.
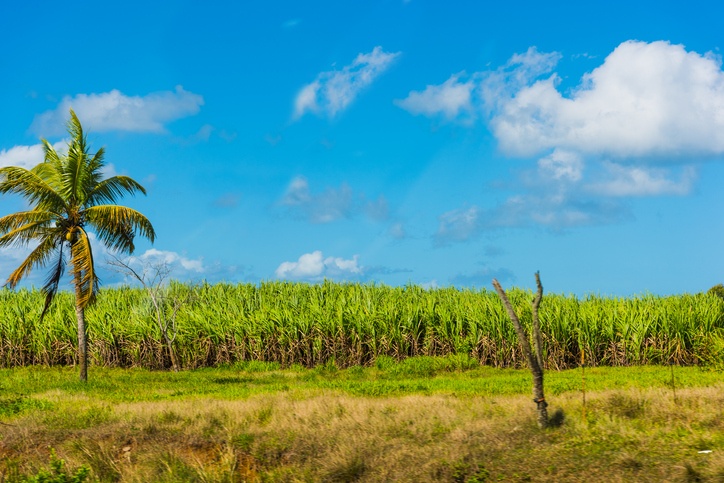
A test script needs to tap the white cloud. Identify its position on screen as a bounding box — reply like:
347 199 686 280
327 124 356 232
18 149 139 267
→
293 46 400 119
537 149 583 182
403 41 724 237
490 41 724 159
278 175 388 223
395 73 474 120
0 140 67 169
31 86 204 136
0 230 205 289
0 144 45 169
136 248 205 273
275 250 362 281
588 164 697 197
281 176 313 206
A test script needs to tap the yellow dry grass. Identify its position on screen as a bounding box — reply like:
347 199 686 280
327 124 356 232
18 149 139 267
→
2 385 723 482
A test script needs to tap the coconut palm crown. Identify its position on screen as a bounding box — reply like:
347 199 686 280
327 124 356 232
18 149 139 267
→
0 109 155 379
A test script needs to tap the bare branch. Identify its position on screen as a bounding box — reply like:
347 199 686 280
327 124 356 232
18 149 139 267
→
106 254 183 371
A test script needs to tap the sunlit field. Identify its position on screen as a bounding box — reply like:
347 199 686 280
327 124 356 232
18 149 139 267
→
1 282 723 481
1 362 722 482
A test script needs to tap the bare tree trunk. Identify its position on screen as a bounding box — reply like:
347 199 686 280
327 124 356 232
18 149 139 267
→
492 272 548 428
74 270 88 382
167 338 179 372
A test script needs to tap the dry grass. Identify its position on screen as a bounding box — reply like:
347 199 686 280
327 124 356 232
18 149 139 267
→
2 385 724 482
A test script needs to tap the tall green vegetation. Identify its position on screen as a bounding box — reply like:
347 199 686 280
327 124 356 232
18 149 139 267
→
1 281 722 370
0 110 155 381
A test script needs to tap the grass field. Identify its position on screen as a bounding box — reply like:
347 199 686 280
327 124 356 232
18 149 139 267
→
1 358 723 482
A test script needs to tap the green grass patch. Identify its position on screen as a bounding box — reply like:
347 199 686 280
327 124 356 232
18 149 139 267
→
1 359 722 481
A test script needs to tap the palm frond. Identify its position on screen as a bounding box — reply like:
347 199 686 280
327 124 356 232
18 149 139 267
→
88 147 106 187
0 223 58 249
0 210 55 235
34 144 63 189
64 109 101 205
40 244 67 320
84 205 156 253
87 175 147 206
0 167 67 212
4 236 61 288
70 227 98 308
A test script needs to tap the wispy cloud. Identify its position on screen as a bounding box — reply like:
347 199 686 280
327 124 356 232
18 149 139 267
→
395 73 474 121
588 164 697 197
283 18 301 28
434 195 628 245
278 175 388 223
213 193 241 208
293 46 400 119
275 250 362 281
31 86 204 136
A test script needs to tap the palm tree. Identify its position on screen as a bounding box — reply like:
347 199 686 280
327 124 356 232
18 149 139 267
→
0 110 155 381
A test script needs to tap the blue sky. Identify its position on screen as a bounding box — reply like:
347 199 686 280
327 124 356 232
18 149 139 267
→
2 0 724 296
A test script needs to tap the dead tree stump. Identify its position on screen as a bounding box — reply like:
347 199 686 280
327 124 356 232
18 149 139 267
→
492 272 549 429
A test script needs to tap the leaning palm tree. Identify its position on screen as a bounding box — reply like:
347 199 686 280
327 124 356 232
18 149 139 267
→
0 109 155 381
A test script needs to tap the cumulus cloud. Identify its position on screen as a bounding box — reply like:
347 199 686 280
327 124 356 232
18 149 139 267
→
490 41 724 159
413 40 724 163
275 251 362 281
0 141 68 169
402 41 724 239
0 228 206 290
31 86 203 136
278 175 388 223
135 248 205 273
293 46 400 119
0 144 45 169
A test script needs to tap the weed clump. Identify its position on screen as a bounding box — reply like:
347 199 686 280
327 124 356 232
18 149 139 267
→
4 450 90 483
707 284 724 300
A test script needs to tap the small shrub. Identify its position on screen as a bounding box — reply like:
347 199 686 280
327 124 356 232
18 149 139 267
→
12 450 90 483
606 394 646 419
706 284 724 300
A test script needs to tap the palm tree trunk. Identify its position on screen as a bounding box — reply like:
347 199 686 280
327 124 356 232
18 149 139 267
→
74 270 88 382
